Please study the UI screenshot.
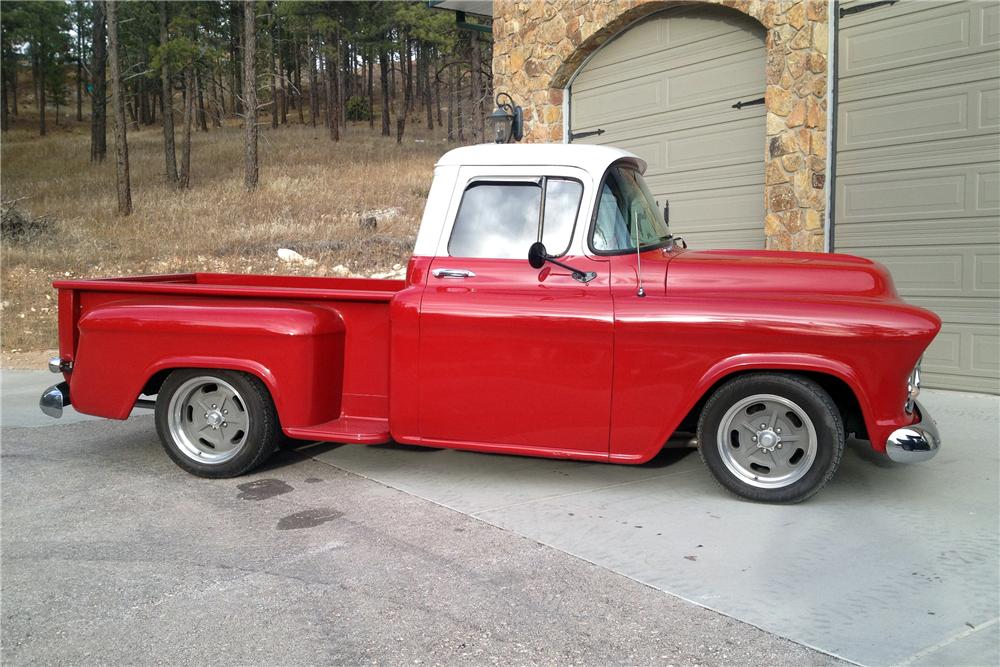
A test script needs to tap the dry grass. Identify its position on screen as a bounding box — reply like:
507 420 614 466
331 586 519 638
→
1 115 454 353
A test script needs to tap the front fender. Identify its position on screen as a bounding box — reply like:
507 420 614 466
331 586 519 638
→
611 353 881 464
69 297 345 428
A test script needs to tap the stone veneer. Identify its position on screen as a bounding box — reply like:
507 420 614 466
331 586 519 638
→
492 0 830 251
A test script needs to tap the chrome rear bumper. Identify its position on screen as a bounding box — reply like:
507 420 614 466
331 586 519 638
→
40 382 70 418
885 399 940 463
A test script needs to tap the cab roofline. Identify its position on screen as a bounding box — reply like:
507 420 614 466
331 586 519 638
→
435 142 647 174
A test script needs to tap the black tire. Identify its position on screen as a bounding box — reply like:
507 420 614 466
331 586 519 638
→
697 373 844 503
154 369 280 478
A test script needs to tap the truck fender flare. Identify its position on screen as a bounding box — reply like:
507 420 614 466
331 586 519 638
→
692 353 875 438
141 356 280 412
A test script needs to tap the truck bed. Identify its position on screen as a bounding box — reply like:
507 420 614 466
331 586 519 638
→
52 272 408 444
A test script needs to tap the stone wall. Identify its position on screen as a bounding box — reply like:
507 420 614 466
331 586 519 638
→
492 0 830 251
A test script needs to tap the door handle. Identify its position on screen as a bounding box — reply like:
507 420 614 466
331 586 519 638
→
432 268 476 279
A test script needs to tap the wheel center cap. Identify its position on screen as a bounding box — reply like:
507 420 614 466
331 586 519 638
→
757 429 779 451
207 411 223 428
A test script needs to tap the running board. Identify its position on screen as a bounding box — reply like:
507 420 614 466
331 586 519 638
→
284 416 391 444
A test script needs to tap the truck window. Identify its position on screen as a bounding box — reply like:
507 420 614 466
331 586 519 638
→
591 166 670 253
449 179 583 259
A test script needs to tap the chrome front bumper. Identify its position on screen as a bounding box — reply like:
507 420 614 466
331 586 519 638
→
885 399 940 463
40 382 70 418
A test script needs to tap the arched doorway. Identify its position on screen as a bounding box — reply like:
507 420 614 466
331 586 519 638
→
567 5 767 249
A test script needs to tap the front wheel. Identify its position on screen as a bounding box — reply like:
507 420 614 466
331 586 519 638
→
155 369 280 478
697 373 844 503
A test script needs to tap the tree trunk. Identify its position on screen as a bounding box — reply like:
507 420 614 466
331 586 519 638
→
196 69 208 132
9 65 17 116
367 51 374 130
338 29 346 131
106 0 132 214
434 51 442 129
90 0 107 162
232 2 243 116
269 11 277 130
157 0 177 183
326 43 338 142
423 47 433 131
242 0 258 192
34 53 46 136
179 67 193 188
294 38 304 124
278 24 287 124
307 36 317 127
76 0 84 122
404 35 413 117
470 32 482 143
1 72 8 131
379 49 390 137
211 70 223 126
456 66 464 142
447 66 455 142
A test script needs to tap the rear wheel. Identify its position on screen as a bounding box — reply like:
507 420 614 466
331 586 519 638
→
697 373 844 503
155 369 279 478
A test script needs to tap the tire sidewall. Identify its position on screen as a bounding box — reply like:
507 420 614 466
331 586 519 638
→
155 369 278 478
698 374 843 503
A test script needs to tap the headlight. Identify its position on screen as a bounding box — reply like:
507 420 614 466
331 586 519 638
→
905 358 922 413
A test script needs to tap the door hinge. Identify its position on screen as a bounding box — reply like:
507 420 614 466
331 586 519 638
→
568 128 605 142
732 96 765 110
839 0 897 18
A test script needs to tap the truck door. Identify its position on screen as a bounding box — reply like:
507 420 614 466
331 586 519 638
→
417 171 613 458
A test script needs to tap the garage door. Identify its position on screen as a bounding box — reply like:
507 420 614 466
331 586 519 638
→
568 6 767 249
834 0 1000 393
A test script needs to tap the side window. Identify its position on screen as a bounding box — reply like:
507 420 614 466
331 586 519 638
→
448 178 583 259
541 179 583 256
448 182 541 259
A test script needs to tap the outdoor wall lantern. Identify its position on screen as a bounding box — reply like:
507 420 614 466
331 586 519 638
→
489 92 524 144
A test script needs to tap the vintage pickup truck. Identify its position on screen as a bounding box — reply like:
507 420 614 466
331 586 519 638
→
40 144 941 503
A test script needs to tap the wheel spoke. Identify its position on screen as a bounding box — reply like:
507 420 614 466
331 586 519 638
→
224 411 247 430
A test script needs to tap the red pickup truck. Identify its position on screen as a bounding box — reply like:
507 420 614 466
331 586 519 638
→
41 144 941 503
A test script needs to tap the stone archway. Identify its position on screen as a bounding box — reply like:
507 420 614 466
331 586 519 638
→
492 0 830 251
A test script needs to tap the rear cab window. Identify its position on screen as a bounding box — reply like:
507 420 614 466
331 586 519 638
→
448 178 583 259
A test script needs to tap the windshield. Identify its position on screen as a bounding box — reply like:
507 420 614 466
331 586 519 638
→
591 165 671 253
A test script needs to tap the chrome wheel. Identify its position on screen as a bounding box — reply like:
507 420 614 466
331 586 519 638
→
167 376 250 465
716 393 817 489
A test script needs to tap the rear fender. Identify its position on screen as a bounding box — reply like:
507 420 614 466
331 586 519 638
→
69 297 345 428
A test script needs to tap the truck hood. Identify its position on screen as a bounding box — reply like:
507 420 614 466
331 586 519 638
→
666 249 899 300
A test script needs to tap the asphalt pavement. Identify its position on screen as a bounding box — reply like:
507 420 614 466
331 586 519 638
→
3 370 998 665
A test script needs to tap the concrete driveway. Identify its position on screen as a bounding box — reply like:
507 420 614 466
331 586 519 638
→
3 370 998 665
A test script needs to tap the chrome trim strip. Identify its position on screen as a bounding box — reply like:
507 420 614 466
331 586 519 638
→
39 382 70 419
885 399 940 463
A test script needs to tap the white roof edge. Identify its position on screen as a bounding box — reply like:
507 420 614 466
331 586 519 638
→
435 143 647 175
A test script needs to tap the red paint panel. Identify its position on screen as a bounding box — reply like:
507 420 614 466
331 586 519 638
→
417 255 613 455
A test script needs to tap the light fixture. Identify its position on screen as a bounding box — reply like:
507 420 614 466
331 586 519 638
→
489 92 523 144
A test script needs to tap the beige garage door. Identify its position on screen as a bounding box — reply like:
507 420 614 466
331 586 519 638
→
834 0 1000 393
568 6 767 249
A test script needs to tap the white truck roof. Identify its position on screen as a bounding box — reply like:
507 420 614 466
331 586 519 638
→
415 143 648 258
436 143 647 174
